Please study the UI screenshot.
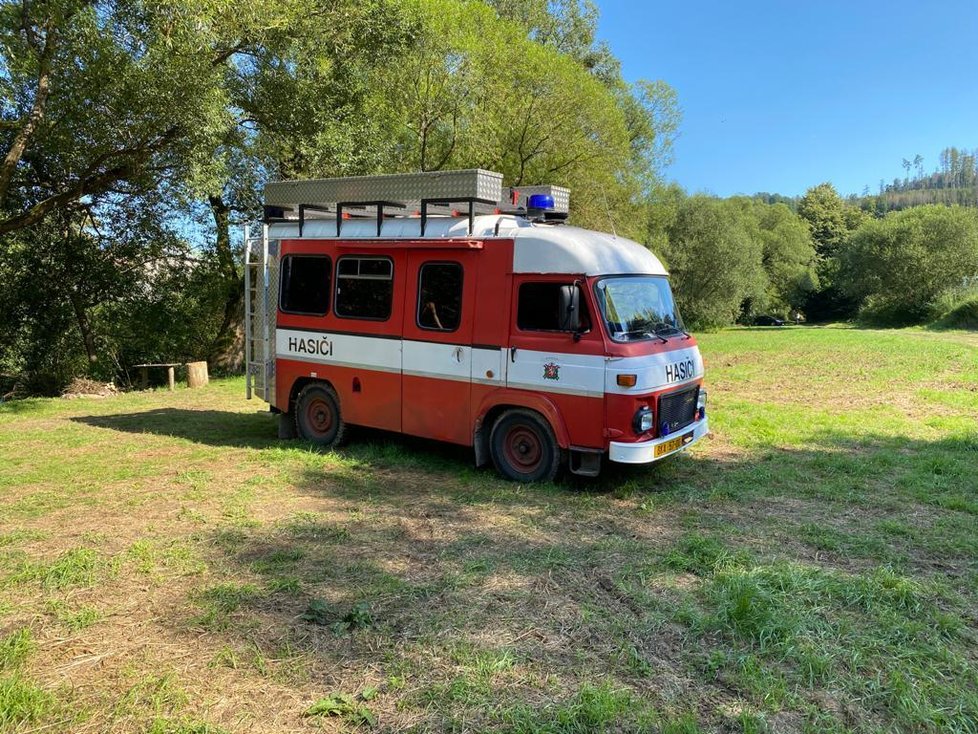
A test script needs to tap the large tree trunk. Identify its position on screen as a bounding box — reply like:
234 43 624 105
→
207 193 245 372
68 289 98 369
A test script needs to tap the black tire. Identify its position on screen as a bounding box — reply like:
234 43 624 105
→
294 384 347 447
489 409 561 482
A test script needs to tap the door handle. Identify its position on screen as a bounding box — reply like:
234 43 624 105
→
510 346 517 363
452 346 464 363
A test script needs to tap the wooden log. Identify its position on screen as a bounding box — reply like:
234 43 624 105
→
186 361 209 388
166 366 175 391
140 367 149 390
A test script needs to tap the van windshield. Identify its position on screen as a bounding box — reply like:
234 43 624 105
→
594 276 686 342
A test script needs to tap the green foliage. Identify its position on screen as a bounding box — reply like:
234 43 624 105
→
660 195 766 329
933 296 978 330
796 182 868 320
304 692 377 726
379 0 678 240
649 191 816 325
842 206 978 325
752 202 818 314
797 183 852 260
0 0 681 392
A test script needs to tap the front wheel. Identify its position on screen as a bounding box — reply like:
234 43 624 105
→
489 410 561 482
294 384 347 447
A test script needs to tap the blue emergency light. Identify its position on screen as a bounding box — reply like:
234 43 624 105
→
527 193 555 210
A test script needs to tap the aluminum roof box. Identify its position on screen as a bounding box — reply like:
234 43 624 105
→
265 169 505 210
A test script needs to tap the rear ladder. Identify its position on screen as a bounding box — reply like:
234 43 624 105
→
244 224 273 403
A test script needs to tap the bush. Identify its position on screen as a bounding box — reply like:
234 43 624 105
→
841 205 978 326
932 296 978 330
858 295 937 328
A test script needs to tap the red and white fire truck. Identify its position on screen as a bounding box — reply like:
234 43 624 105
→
244 169 707 481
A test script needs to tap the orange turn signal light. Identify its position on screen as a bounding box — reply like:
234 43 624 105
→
617 374 637 387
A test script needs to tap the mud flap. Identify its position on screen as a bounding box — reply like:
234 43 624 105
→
278 412 297 440
568 448 602 477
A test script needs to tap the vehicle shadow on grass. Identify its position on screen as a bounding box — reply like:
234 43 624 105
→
70 407 682 493
71 408 281 449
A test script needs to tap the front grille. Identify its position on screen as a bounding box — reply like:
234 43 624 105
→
658 385 699 435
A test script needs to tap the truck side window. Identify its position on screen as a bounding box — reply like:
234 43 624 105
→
417 262 463 331
279 255 331 316
335 256 394 320
517 282 590 331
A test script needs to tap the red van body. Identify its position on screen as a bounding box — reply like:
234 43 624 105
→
246 182 707 480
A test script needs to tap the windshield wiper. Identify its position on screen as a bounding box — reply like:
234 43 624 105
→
623 329 667 344
653 324 692 340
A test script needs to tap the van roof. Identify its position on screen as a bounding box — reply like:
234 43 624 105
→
266 215 667 277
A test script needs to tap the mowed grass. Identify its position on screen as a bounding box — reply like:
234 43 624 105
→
1 325 976 733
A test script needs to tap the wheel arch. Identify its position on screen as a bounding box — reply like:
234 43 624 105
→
287 376 337 413
472 391 570 467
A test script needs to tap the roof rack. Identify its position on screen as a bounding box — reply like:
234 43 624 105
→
264 169 570 236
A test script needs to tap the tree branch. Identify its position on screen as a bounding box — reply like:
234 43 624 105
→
0 126 183 234
0 17 56 204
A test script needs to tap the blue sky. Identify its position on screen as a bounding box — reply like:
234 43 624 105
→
596 1 978 197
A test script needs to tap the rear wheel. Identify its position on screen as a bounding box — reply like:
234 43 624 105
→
295 384 347 447
490 410 560 482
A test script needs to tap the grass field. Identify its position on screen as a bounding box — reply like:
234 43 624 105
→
1 326 977 733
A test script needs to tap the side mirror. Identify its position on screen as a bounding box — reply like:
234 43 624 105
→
558 285 581 332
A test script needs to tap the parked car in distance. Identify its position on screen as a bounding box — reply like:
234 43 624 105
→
753 315 786 326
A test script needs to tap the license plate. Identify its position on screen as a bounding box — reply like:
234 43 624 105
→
654 430 694 458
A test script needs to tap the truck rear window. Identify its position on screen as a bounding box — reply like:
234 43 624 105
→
335 256 394 320
279 255 331 316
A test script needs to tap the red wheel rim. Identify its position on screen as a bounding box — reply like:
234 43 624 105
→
503 425 543 472
305 396 333 435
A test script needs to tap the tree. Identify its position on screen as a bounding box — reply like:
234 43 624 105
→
197 0 415 366
487 0 620 82
840 205 978 324
378 0 678 240
797 182 865 320
0 0 267 234
798 183 849 259
660 196 765 329
753 202 818 315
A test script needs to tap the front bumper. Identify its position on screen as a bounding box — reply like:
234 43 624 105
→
608 417 709 464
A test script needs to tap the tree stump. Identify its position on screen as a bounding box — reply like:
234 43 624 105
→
186 361 209 388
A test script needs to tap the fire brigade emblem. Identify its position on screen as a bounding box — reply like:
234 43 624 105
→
543 362 560 381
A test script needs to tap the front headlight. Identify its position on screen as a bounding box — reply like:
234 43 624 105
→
633 407 654 434
697 388 707 419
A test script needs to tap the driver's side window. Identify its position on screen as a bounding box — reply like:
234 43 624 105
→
516 282 590 332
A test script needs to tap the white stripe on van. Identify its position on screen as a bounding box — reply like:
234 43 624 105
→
276 328 703 394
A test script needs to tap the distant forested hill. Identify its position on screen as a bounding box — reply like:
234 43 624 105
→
751 147 978 214
856 147 978 213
